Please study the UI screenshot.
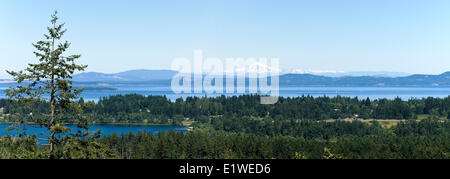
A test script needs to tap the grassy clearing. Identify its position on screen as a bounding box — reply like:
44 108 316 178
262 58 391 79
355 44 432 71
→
324 118 403 128
416 114 448 121
376 121 400 128
182 120 194 127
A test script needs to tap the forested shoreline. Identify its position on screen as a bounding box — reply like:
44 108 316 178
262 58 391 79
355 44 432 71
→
1 94 449 126
0 94 449 159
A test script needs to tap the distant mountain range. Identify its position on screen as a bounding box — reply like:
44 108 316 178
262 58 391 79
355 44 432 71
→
72 69 178 82
298 71 411 78
70 70 450 87
1 70 449 87
279 72 450 87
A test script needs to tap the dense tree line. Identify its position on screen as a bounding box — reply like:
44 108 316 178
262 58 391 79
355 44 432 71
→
88 94 449 121
1 94 450 126
97 118 450 159
204 116 450 138
1 129 448 159
97 131 449 159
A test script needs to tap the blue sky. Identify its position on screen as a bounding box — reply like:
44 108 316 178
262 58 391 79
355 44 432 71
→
1 0 450 77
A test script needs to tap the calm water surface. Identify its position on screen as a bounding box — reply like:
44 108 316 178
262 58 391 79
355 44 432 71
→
0 124 187 142
2 86 449 101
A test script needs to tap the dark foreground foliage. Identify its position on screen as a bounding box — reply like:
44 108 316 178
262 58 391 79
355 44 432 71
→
0 118 448 159
0 131 448 159
99 131 449 159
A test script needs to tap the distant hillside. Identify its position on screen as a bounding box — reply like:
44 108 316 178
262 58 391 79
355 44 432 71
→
70 70 450 87
310 71 411 77
279 71 450 87
73 70 177 82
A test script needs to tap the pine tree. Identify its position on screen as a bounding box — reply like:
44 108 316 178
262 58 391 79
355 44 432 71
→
5 11 87 158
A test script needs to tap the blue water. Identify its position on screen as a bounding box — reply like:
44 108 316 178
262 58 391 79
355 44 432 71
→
1 86 450 101
34 86 450 101
0 124 187 143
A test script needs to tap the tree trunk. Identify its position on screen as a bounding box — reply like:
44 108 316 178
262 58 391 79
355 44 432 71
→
49 33 56 158
49 74 55 157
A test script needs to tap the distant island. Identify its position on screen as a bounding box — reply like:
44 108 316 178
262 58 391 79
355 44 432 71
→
80 87 118 91
71 70 448 87
1 70 449 87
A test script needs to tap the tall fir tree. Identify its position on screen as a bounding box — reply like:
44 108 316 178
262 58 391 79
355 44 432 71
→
6 11 88 158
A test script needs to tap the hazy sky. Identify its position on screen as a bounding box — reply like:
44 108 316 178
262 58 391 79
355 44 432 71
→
1 0 450 77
